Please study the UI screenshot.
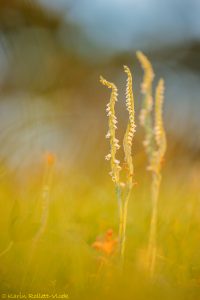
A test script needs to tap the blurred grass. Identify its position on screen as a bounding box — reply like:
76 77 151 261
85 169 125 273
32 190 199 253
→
0 153 200 299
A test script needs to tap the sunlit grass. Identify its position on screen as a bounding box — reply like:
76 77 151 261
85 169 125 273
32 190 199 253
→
0 160 200 299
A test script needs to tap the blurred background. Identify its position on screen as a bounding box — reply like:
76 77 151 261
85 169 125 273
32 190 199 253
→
0 1 200 297
0 0 199 176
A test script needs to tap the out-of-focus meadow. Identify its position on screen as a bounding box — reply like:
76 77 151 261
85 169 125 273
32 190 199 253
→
0 1 200 299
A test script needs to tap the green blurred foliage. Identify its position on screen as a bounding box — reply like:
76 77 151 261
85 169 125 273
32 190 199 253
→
0 158 200 299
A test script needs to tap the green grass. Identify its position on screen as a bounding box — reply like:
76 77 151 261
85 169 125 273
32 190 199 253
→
0 159 200 299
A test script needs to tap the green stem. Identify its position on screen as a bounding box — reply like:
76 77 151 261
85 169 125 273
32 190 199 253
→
116 185 123 247
148 172 161 278
116 185 131 268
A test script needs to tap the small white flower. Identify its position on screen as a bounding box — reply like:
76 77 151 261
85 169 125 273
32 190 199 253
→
105 154 111 160
114 159 120 164
130 127 135 133
105 131 111 139
109 171 113 177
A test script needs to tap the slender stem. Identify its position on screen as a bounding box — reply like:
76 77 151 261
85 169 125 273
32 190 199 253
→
120 197 129 264
116 185 123 249
116 185 131 268
148 172 161 278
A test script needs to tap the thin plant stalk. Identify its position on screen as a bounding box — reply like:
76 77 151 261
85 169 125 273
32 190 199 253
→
137 51 166 278
100 65 135 267
116 184 124 262
148 172 161 277
119 65 136 264
118 188 131 265
148 79 166 277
